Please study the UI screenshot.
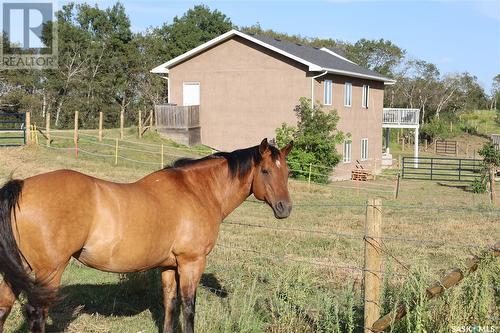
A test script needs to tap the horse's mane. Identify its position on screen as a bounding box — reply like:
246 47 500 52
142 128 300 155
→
164 145 280 179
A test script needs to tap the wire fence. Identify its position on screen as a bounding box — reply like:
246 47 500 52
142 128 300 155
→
34 130 403 193
18 125 499 332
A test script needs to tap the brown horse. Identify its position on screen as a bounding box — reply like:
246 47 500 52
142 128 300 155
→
0 138 293 333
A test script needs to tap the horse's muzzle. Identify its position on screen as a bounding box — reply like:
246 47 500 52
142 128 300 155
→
273 200 292 219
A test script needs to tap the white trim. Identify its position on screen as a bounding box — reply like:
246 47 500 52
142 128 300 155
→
361 138 368 161
323 79 332 106
150 29 322 74
150 29 396 84
344 82 352 107
323 67 395 84
320 47 357 65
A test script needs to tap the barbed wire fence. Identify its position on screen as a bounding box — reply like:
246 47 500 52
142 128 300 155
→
25 118 499 332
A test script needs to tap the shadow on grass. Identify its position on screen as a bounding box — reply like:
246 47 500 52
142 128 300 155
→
437 182 473 192
29 271 228 333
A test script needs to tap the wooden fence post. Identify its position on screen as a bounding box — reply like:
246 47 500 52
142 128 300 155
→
138 109 142 139
424 139 428 151
115 138 118 165
161 144 164 168
120 111 124 140
466 144 469 158
74 111 79 159
402 138 405 152
490 167 496 204
364 198 382 333
34 124 38 145
25 112 31 144
149 109 153 130
46 112 51 147
308 163 312 188
98 111 103 142
434 140 437 154
394 172 400 199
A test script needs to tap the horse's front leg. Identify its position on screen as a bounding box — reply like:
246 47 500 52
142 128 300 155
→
161 268 179 333
177 256 206 333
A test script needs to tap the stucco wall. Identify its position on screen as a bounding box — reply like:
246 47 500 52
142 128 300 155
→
312 75 385 177
168 36 385 176
169 36 311 151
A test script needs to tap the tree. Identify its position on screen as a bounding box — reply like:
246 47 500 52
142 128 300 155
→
478 142 500 201
276 98 343 183
241 23 347 50
345 39 405 77
163 5 233 60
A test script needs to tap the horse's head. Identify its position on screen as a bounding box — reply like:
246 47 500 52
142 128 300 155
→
252 138 293 219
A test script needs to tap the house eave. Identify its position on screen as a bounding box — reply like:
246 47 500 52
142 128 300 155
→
150 29 323 74
321 67 396 84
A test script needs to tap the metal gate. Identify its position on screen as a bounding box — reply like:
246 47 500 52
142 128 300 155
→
402 157 483 182
0 112 26 146
435 140 457 155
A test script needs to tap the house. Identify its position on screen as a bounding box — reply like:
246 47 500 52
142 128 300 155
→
152 29 408 177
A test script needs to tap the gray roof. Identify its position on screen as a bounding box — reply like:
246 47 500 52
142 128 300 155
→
248 33 391 82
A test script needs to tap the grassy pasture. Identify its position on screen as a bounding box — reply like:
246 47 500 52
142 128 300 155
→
0 131 498 332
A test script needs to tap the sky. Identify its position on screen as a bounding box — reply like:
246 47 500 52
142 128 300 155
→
64 0 500 91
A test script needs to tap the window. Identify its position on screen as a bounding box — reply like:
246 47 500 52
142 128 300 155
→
361 138 368 160
343 140 352 163
362 85 370 108
324 80 332 105
344 82 352 107
183 82 200 106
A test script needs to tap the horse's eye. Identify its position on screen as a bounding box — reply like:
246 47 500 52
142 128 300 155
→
262 169 270 175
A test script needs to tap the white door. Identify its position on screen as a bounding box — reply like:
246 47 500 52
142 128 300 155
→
183 82 200 106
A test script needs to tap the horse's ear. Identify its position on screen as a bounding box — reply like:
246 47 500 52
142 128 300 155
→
259 138 269 155
281 141 293 157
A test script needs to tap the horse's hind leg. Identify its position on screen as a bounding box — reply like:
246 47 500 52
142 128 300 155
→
25 264 67 333
161 268 179 333
0 280 19 332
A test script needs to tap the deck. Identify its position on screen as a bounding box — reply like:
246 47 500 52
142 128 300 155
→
382 108 420 128
154 104 200 146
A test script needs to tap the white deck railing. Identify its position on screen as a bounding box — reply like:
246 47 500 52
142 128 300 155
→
383 108 420 127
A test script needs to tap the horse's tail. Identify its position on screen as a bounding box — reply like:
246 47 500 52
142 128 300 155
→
0 179 55 306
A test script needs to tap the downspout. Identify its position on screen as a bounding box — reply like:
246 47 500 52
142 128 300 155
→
161 75 170 103
310 70 328 108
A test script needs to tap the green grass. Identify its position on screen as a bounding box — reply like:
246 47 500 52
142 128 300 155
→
0 131 499 332
459 110 500 136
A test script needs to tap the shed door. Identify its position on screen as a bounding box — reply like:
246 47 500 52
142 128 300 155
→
183 82 200 106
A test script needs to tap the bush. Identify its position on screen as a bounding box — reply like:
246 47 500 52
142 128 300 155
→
470 176 487 193
420 118 452 140
276 97 343 183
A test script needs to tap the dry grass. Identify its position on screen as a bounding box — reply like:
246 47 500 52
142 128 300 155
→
0 135 498 332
